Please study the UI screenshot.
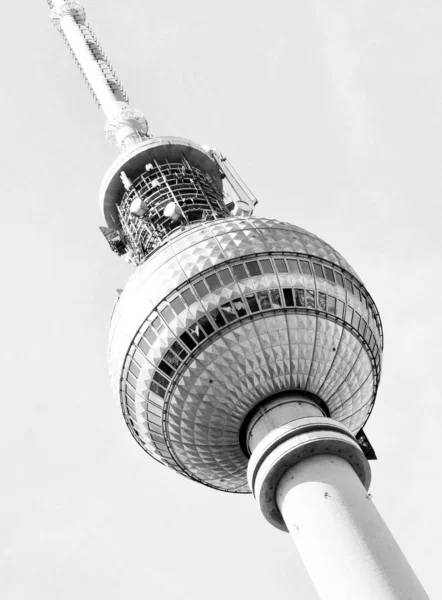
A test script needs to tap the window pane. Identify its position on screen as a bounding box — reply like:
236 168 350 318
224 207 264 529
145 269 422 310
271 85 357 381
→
145 327 157 345
257 290 271 310
218 268 234 285
327 295 337 315
335 272 344 287
198 315 215 335
188 322 206 342
318 292 326 310
159 360 174 377
170 296 185 315
283 288 294 307
274 258 288 273
153 371 169 388
245 260 261 277
194 280 209 298
300 260 312 275
171 341 187 359
138 337 150 355
359 318 367 336
182 288 196 306
210 308 226 328
180 331 196 350
295 289 305 307
287 258 300 274
324 266 335 283
345 278 354 294
150 381 165 398
306 290 315 308
245 293 259 313
270 289 282 308
161 305 174 323
259 259 274 274
164 350 180 369
346 306 354 323
336 300 345 319
205 273 222 292
313 263 325 279
152 316 162 331
354 285 362 302
232 298 247 317
233 263 248 280
352 311 361 329
220 302 236 323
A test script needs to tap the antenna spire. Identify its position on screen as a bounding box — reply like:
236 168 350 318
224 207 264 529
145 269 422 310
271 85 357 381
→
48 0 149 150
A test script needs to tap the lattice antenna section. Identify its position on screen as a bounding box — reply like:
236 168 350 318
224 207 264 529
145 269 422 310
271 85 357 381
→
48 0 149 150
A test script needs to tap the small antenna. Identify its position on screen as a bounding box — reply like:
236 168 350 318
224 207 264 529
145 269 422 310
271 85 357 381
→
48 0 150 150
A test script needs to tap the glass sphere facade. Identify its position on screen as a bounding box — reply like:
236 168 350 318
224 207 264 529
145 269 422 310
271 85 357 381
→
109 217 382 492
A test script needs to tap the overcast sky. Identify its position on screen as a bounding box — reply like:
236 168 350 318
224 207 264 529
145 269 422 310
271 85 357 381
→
2 1 441 598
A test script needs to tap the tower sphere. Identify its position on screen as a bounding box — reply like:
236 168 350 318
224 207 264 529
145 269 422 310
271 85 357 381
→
109 215 383 493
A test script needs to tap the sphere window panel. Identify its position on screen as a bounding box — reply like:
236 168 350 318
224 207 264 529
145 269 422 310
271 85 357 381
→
283 288 295 307
170 296 186 315
257 290 271 310
220 302 237 323
274 258 288 273
182 288 196 307
335 272 344 287
145 327 157 345
295 289 306 307
287 258 300 274
161 305 175 323
259 258 274 274
194 280 209 299
313 263 325 279
324 266 335 283
179 331 197 350
300 260 312 275
218 268 234 285
245 260 261 277
318 292 327 311
345 278 354 295
210 308 226 328
305 290 316 308
205 273 222 292
232 298 247 317
233 263 248 281
170 340 187 359
346 306 354 324
246 293 260 313
270 289 283 308
327 295 337 315
198 315 215 335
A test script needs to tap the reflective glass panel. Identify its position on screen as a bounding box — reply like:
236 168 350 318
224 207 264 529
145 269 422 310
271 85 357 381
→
205 273 222 292
274 258 288 273
153 371 169 388
245 293 259 313
336 300 345 319
164 349 180 369
180 331 196 350
198 315 215 335
300 260 312 275
171 340 187 359
345 278 354 294
210 308 226 328
182 288 196 306
233 264 248 280
295 289 306 307
220 302 237 323
188 322 206 342
359 318 367 336
335 272 344 287
324 266 335 283
194 280 209 298
245 260 261 276
170 296 185 315
138 337 150 355
218 268 234 285
327 295 337 314
259 259 274 274
161 306 174 323
352 311 361 329
150 381 166 398
346 306 354 323
232 298 247 317
257 290 271 310
318 292 326 310
270 289 283 308
287 258 300 274
129 362 140 378
313 263 325 279
283 288 294 307
159 360 174 377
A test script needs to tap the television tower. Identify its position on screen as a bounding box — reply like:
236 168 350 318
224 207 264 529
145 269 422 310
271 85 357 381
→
48 2 429 598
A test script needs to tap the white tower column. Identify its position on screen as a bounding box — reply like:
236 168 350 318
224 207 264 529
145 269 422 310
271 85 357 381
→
246 394 429 600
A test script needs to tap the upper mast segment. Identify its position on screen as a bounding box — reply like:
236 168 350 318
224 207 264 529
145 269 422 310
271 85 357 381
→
48 0 149 150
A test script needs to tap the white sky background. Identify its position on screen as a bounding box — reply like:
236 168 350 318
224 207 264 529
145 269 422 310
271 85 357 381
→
2 0 442 598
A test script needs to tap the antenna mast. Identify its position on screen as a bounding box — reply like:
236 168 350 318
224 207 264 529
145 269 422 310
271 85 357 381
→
48 0 149 150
